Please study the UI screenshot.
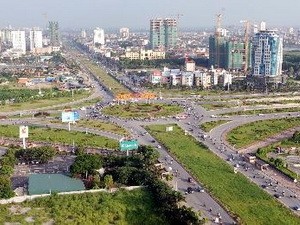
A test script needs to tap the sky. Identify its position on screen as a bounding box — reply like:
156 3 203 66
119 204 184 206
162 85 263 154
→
0 0 300 30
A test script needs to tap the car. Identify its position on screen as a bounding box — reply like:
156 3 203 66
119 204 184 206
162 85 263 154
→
261 185 267 189
188 177 193 183
293 206 300 211
274 194 282 199
196 186 205 192
187 187 194 194
157 145 162 149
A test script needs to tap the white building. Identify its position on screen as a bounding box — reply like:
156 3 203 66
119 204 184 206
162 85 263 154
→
260 21 266 31
185 60 196 72
120 27 130 39
93 28 105 45
181 72 194 86
11 30 26 54
219 72 232 87
29 29 43 52
194 71 211 88
81 29 87 39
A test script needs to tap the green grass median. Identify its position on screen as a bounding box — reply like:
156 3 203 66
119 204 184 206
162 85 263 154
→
227 117 300 149
146 124 300 225
103 103 183 119
82 60 130 95
0 125 118 149
200 120 230 132
222 107 300 116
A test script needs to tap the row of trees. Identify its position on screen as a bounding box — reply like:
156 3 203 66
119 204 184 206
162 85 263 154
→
283 52 300 77
120 57 209 70
15 146 56 164
0 148 17 198
70 146 203 225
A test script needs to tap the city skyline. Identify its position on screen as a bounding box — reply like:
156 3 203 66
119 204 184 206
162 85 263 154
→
0 0 300 29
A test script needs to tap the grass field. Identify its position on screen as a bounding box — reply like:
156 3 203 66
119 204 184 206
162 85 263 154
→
0 125 118 149
227 117 300 149
200 120 230 132
0 91 91 112
222 107 300 116
54 97 102 110
102 103 183 119
146 124 300 225
50 119 128 136
0 189 169 225
82 60 130 95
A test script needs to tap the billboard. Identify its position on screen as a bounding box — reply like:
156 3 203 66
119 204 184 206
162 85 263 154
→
61 111 80 122
19 126 29 138
120 140 138 151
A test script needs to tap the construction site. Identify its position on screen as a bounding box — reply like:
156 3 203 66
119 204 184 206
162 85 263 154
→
209 14 286 91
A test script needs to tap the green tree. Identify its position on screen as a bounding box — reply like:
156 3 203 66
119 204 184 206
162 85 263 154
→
0 165 13 175
70 154 102 177
104 175 114 191
0 175 14 199
274 158 284 167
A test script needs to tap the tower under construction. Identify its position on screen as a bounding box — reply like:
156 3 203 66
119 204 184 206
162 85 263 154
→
150 18 177 49
48 21 60 47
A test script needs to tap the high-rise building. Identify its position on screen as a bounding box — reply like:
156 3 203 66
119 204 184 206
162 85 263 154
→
150 18 165 49
164 18 177 48
150 18 177 49
93 28 105 45
225 40 251 70
209 35 227 68
120 27 130 39
251 30 283 78
1 28 12 44
48 21 60 46
11 30 26 54
29 28 43 52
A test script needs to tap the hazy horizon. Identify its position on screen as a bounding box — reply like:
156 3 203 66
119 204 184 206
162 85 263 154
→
1 0 300 30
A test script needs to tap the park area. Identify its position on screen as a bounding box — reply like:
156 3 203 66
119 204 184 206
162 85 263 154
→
226 117 300 149
102 103 183 119
146 124 300 225
0 125 119 149
0 189 169 225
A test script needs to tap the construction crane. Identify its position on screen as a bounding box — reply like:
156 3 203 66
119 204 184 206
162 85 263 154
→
240 20 250 72
215 14 222 68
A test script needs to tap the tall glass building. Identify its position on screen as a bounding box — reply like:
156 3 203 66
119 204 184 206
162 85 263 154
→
150 18 177 49
251 30 283 77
